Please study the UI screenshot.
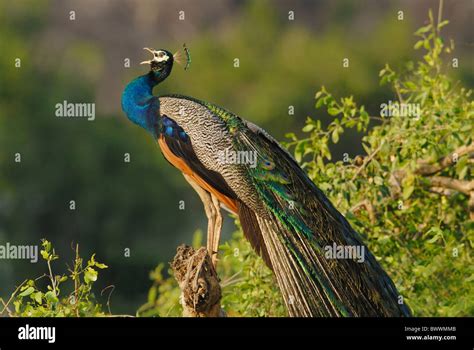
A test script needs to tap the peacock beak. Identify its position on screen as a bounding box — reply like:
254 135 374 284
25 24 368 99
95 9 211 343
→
140 47 155 65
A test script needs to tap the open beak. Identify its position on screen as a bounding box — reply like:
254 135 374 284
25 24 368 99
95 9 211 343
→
140 47 155 65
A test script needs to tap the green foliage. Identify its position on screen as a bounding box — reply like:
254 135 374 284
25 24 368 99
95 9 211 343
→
1 240 108 317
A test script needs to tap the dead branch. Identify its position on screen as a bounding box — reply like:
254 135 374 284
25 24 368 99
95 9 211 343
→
171 245 226 317
416 143 474 176
386 143 474 219
427 176 474 196
429 187 454 196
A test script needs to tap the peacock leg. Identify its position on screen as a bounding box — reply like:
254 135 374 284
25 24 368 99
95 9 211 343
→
209 193 223 268
183 174 221 267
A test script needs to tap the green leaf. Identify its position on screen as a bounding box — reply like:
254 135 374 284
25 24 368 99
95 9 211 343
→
40 250 49 260
59 275 68 282
94 262 108 269
315 97 325 108
414 40 424 50
415 24 432 35
402 185 415 200
33 292 43 304
45 291 58 303
302 124 315 132
294 142 305 163
327 107 340 116
19 287 34 297
84 267 98 284
438 20 449 28
331 129 339 143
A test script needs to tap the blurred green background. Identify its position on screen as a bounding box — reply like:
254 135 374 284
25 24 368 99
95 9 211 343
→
0 0 472 314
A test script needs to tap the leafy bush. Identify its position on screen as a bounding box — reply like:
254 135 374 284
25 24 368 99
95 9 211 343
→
0 240 108 317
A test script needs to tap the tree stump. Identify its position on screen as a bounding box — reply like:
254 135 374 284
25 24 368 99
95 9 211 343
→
170 245 226 317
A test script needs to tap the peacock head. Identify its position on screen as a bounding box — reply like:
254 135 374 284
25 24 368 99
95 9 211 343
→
141 48 174 79
140 45 190 80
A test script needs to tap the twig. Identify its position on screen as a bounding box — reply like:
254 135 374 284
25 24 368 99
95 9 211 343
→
100 285 115 315
437 0 444 34
46 259 57 297
351 142 384 181
0 280 28 317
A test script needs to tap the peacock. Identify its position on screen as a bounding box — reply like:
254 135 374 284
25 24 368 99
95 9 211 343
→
121 47 412 317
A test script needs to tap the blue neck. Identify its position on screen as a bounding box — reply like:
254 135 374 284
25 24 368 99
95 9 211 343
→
121 71 167 137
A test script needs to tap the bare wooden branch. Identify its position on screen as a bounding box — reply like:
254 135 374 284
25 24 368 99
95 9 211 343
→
171 245 226 317
429 187 454 196
427 176 474 196
416 143 474 176
386 143 474 218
